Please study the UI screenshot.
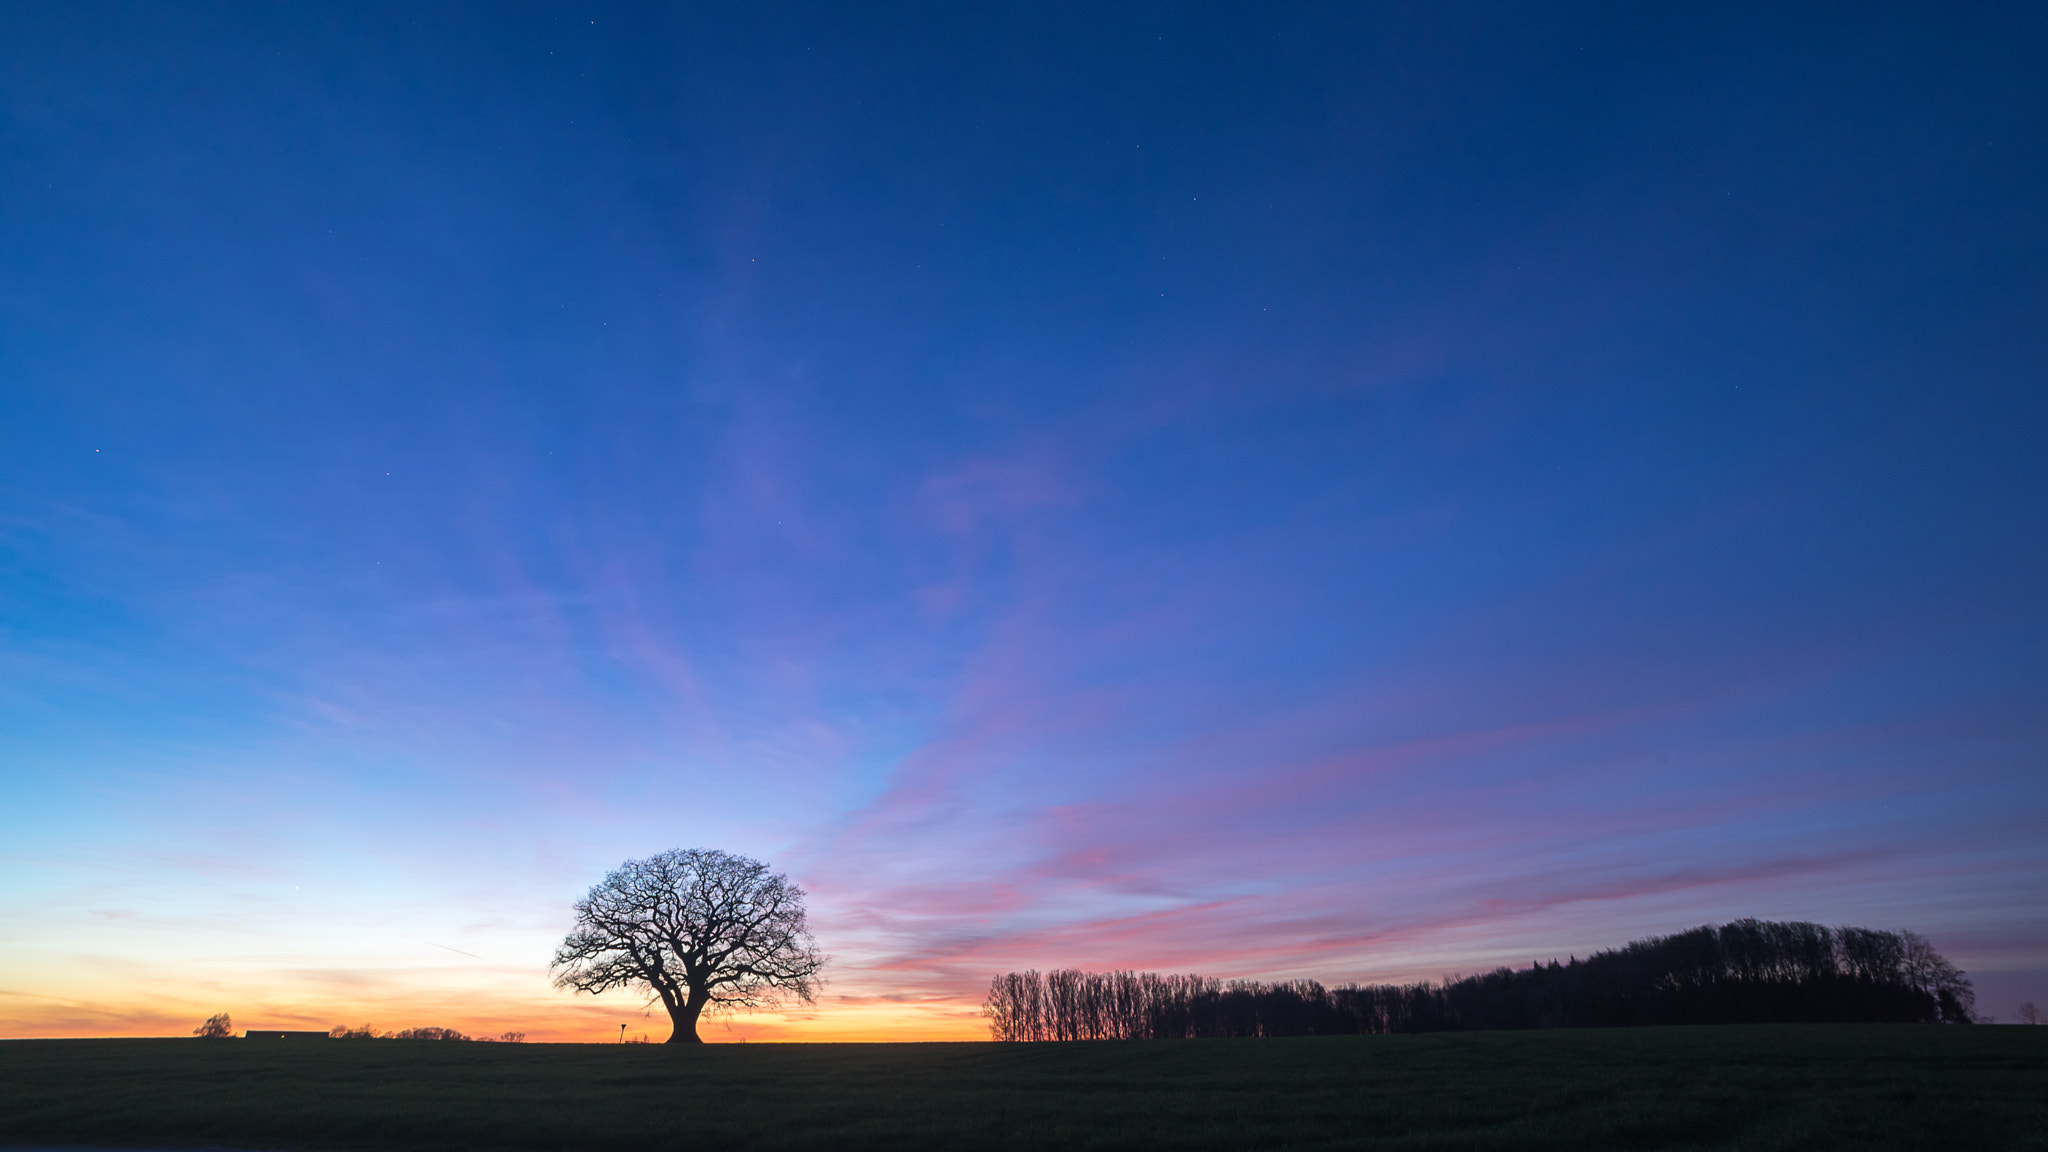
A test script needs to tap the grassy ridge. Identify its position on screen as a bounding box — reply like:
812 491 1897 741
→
2 1026 2044 1151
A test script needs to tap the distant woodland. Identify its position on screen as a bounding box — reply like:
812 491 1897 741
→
983 919 1978 1041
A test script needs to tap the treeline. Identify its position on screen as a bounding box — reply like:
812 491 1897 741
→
330 1024 526 1041
190 1014 525 1041
983 919 1977 1040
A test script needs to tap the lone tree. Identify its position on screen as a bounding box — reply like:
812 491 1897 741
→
551 848 825 1044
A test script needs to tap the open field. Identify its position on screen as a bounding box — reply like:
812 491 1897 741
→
2 1026 2045 1151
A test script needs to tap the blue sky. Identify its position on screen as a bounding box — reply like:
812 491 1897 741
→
2 2 2044 1038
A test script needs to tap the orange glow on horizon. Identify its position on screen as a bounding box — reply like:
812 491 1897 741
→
0 991 992 1044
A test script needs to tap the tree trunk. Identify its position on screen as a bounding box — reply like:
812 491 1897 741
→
665 988 710 1043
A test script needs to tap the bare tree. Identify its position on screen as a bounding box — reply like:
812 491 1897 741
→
193 1012 233 1038
1900 930 1977 1023
2019 1002 2043 1026
551 848 826 1044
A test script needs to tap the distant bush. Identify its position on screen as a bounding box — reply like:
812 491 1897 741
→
193 1013 234 1039
985 919 1978 1040
328 1024 521 1040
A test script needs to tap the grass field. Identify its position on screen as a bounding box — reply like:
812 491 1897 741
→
2 1026 2044 1151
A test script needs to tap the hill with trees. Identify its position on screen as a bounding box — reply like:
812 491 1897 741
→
983 919 1977 1040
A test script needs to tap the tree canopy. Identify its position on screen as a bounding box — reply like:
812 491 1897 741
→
552 848 825 1043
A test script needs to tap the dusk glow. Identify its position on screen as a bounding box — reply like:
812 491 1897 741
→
2 3 2044 1041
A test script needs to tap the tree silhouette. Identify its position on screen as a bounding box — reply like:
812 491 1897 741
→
192 1012 233 1038
551 848 826 1044
985 920 1976 1039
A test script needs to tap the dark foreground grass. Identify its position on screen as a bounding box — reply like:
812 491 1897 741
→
2 1026 2044 1151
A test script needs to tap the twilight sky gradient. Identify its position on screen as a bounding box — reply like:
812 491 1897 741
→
3 2 2045 1041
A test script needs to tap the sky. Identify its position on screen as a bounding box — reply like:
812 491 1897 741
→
1 2 2044 1042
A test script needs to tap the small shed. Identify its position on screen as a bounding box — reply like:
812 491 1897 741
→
243 1030 331 1040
